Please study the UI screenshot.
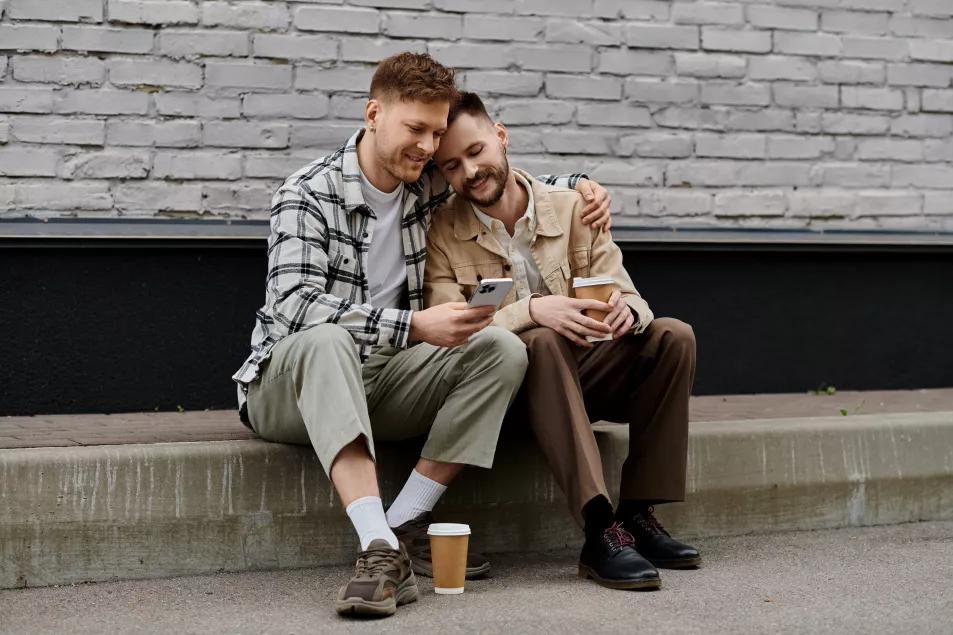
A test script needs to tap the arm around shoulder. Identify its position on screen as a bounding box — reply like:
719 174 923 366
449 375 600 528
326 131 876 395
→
585 210 654 334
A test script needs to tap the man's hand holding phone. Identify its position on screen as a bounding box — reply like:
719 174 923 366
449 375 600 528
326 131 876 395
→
528 295 612 348
410 303 495 348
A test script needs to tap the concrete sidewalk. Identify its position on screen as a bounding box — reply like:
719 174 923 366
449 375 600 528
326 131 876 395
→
2 521 951 635
3 405 952 589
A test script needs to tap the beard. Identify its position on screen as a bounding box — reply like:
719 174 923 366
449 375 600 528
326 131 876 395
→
459 153 509 208
374 135 428 184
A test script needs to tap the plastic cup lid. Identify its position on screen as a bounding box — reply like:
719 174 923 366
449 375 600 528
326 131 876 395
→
427 523 471 536
573 276 614 288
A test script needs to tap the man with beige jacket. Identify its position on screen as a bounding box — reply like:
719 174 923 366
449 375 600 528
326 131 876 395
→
424 93 700 591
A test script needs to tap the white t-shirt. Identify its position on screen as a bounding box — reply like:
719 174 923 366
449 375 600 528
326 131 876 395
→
360 170 407 310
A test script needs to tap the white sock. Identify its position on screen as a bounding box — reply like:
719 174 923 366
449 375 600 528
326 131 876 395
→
386 469 448 528
346 496 399 550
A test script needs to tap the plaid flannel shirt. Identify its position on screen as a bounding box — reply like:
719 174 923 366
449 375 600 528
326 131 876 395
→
233 129 585 415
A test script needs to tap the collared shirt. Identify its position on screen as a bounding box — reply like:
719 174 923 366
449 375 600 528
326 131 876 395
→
232 129 585 416
472 172 544 300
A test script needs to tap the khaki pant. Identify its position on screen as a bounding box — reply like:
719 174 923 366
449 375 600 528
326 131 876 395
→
506 318 696 528
245 324 528 474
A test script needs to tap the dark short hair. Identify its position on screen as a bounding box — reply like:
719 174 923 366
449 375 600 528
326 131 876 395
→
369 52 459 104
447 91 493 127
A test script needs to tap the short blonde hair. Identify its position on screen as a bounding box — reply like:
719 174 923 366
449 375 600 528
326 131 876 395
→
370 52 460 104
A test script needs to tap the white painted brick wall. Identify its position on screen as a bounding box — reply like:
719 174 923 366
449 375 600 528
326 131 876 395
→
158 30 250 58
0 0 950 229
62 26 155 54
294 6 379 33
61 150 151 179
7 0 103 23
106 120 201 147
153 151 243 180
108 59 203 89
1 24 60 51
15 181 113 210
202 2 289 30
13 57 107 86
54 89 151 115
109 1 199 27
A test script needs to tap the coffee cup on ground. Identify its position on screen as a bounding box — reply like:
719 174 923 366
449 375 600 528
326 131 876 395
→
427 523 471 595
572 276 615 342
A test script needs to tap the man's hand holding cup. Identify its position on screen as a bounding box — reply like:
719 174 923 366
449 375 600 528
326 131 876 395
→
604 290 635 340
528 295 613 348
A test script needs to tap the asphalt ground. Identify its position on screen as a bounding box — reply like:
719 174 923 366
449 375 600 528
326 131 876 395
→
2 521 951 635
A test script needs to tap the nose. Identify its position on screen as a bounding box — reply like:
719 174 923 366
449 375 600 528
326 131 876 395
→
417 136 434 157
463 160 479 180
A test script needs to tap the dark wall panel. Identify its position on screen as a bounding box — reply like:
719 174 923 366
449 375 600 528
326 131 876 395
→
1 246 265 416
622 249 953 396
1 243 951 416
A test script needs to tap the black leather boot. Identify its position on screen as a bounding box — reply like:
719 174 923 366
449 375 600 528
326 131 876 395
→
619 506 701 569
578 523 661 590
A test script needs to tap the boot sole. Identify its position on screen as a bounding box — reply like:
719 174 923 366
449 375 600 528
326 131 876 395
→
412 560 491 580
335 572 420 617
578 565 662 590
650 556 702 569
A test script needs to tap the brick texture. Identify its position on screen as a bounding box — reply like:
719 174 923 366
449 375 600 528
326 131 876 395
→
0 0 949 229
9 390 953 449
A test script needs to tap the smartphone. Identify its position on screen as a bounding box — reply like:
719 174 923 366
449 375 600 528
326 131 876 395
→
467 278 514 310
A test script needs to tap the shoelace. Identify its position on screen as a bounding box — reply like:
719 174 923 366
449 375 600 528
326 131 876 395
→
636 506 671 537
355 546 398 578
604 522 636 550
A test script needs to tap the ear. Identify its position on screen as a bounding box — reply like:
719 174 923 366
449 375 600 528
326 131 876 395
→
494 122 508 152
365 99 381 132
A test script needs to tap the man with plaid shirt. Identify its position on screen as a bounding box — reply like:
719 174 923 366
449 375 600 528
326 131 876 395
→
232 52 612 617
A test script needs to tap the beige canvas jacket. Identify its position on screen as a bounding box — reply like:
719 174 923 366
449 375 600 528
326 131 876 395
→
424 169 654 335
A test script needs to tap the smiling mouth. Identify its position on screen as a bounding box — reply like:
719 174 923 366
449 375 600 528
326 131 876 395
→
468 176 489 191
405 154 428 165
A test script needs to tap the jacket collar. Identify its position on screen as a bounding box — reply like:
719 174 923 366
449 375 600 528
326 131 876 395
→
451 168 564 240
341 128 424 215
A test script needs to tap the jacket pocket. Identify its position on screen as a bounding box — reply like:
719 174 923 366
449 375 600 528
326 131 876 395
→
327 251 361 301
452 261 504 300
540 259 570 296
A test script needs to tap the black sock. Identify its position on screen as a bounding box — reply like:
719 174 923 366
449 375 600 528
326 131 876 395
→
615 499 652 522
582 495 615 539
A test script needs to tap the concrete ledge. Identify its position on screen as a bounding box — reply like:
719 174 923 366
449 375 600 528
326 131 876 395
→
2 412 952 589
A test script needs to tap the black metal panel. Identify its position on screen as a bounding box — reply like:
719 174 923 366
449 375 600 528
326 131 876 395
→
623 248 953 396
1 245 265 416
1 237 951 416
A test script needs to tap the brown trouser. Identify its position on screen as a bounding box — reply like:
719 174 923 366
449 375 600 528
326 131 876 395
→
506 318 696 528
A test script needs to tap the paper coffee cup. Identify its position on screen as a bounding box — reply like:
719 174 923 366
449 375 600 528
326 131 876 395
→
427 523 471 595
573 276 614 342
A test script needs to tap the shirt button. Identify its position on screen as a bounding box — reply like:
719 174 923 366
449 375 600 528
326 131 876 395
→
504 264 512 271
519 282 525 289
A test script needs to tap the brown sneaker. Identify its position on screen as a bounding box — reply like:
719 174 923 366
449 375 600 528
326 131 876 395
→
391 512 491 579
335 539 419 617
